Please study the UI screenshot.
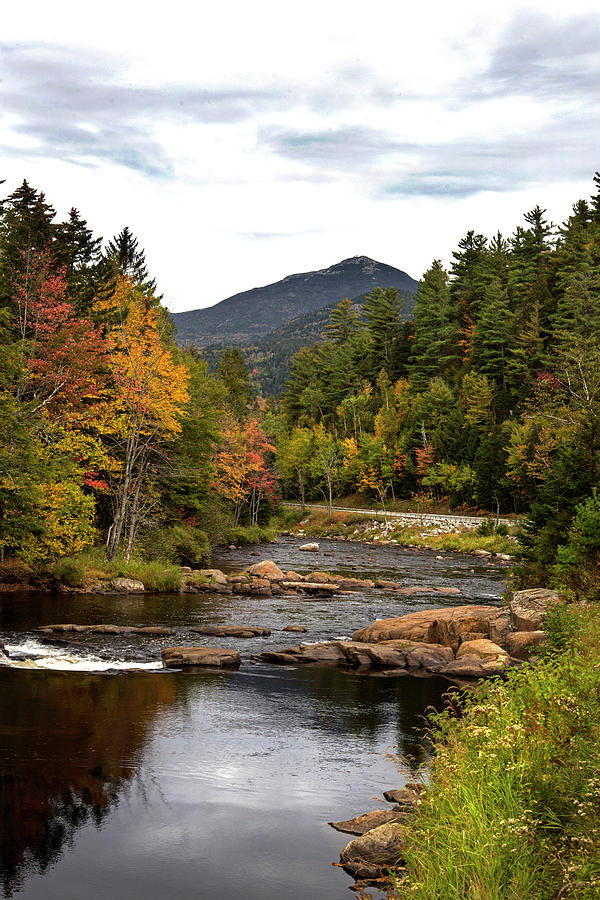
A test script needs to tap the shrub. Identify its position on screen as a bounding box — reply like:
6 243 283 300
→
147 524 210 566
54 557 87 587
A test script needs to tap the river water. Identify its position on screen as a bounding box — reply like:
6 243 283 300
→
0 538 507 899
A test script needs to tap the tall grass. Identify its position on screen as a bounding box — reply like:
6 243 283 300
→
54 549 183 592
394 605 600 898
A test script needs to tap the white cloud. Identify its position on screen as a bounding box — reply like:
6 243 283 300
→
1 1 599 311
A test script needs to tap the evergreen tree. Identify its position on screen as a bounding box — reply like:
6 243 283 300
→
55 208 102 312
409 261 459 392
363 286 402 375
324 297 359 343
100 226 158 298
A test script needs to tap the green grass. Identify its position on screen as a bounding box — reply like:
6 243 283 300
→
53 549 183 592
226 524 278 545
393 604 600 899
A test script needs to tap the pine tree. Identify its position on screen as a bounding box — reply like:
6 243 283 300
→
363 287 402 375
100 226 158 299
0 181 57 307
55 208 102 312
324 298 359 343
216 348 254 419
409 261 459 392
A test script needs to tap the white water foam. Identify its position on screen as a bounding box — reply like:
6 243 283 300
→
3 639 163 672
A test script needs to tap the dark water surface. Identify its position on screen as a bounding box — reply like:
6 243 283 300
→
0 538 508 899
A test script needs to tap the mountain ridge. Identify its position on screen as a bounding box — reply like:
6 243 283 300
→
173 255 418 348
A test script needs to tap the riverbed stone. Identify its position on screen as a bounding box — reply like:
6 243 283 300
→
352 606 505 651
247 560 285 581
329 809 411 836
110 577 145 593
382 788 420 807
161 646 241 668
339 822 406 879
456 638 509 661
510 588 563 631
283 625 307 632
38 624 174 635
306 570 337 583
299 542 319 551
189 625 271 638
250 577 272 596
332 576 375 590
505 630 547 659
198 568 228 586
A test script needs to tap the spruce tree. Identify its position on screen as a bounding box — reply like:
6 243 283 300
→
324 297 359 343
363 286 402 376
409 261 459 392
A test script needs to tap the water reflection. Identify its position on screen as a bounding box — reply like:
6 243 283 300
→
0 670 175 897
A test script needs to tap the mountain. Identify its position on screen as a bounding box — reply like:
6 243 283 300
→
172 255 418 348
197 287 416 397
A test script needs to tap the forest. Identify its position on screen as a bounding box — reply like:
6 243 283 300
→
1 175 599 597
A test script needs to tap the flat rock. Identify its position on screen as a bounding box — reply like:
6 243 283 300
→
332 576 375 590
299 542 319 552
329 809 410 836
284 570 303 581
281 581 340 593
382 788 420 806
456 638 509 661
505 630 547 659
38 624 174 635
247 560 285 581
283 625 307 632
353 606 506 651
110 577 145 593
306 570 337 583
339 822 406 879
375 579 401 591
161 646 241 668
510 588 562 631
189 625 271 638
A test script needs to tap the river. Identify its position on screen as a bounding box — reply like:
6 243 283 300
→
0 538 507 899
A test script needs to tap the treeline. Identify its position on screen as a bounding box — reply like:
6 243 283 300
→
0 180 277 566
276 174 600 592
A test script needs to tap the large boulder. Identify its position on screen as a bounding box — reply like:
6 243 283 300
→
161 646 241 668
189 625 271 638
505 630 547 659
255 639 454 671
330 809 411 836
510 588 563 631
353 606 506 651
339 822 406 879
247 560 285 581
110 577 145 593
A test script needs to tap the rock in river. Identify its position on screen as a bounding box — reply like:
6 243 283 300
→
299 542 319 552
110 577 145 593
353 605 509 652
329 809 411 836
189 625 271 638
339 822 406 879
161 647 241 668
246 560 285 581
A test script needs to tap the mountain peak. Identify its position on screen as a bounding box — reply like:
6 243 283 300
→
173 256 418 349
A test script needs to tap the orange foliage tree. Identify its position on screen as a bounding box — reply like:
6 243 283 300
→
102 276 189 559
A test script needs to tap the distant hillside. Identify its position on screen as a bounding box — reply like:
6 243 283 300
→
198 286 416 397
173 255 418 347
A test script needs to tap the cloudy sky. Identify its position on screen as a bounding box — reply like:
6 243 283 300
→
1 0 599 312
